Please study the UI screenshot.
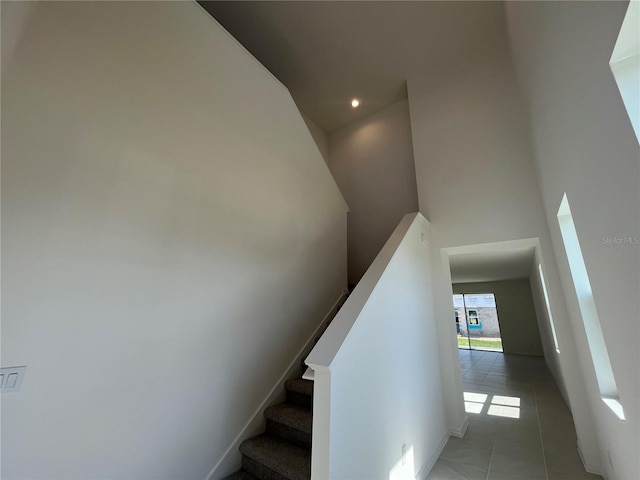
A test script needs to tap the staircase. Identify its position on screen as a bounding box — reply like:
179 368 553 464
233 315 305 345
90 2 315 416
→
222 374 314 480
222 288 356 480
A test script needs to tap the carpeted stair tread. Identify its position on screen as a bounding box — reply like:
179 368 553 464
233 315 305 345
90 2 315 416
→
221 470 259 480
264 403 312 434
284 378 313 397
240 434 311 480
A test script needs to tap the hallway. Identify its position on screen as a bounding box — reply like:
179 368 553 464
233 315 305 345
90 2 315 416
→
428 350 602 480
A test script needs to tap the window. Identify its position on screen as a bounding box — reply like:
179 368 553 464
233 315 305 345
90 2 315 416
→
538 263 560 353
610 1 640 142
557 193 624 420
468 310 479 325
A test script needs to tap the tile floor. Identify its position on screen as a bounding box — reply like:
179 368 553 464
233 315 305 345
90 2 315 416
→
427 349 602 480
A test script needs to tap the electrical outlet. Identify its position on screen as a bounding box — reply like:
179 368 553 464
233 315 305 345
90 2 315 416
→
401 444 407 465
1 366 26 393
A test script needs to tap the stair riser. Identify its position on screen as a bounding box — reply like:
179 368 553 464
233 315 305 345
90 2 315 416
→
286 391 312 409
221 471 258 480
266 420 311 448
242 456 289 480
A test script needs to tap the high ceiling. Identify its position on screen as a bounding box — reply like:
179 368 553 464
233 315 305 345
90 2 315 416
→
200 1 507 133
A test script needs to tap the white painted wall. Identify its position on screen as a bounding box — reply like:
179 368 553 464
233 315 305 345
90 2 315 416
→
0 3 347 479
407 41 602 469
506 2 640 478
453 280 544 357
408 44 549 247
302 113 330 166
328 100 419 284
529 254 565 398
306 214 447 479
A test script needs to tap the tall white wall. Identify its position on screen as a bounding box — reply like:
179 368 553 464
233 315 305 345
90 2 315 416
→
506 2 640 478
328 100 419 284
407 41 602 469
0 3 347 479
408 44 549 247
453 280 544 357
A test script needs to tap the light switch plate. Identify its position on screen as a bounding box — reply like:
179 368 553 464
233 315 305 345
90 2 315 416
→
1 366 27 393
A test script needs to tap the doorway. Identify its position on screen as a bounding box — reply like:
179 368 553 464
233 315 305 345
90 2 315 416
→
453 293 503 352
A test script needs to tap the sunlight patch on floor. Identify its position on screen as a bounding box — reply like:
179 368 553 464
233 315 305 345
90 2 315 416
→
463 391 521 418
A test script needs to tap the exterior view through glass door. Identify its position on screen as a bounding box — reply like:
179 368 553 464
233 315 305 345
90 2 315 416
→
453 293 503 352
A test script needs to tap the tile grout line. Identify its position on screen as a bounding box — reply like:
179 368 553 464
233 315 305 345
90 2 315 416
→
484 353 499 480
460 351 497 480
533 386 550 480
485 433 498 480
463 352 491 386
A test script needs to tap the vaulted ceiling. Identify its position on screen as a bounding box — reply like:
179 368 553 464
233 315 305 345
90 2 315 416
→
200 1 508 133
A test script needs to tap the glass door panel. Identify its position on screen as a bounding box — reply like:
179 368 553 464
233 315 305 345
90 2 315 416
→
453 293 503 352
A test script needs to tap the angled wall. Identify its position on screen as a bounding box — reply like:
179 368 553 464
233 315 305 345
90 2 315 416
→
302 113 330 166
506 2 640 478
328 99 419 284
1 2 347 479
306 214 447 480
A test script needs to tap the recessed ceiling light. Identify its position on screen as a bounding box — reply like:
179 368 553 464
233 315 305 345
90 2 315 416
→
351 99 360 108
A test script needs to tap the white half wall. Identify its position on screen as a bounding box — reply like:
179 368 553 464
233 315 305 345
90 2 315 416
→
306 214 448 480
506 2 640 478
328 99 419 284
1 2 347 479
453 279 544 357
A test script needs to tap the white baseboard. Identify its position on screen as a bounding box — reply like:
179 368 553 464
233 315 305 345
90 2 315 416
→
415 431 449 480
577 440 605 478
449 416 469 438
205 292 347 480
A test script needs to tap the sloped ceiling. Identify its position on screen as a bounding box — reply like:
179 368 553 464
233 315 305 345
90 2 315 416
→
200 1 507 133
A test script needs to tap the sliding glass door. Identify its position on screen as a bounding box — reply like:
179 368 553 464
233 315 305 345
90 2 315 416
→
453 293 503 352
